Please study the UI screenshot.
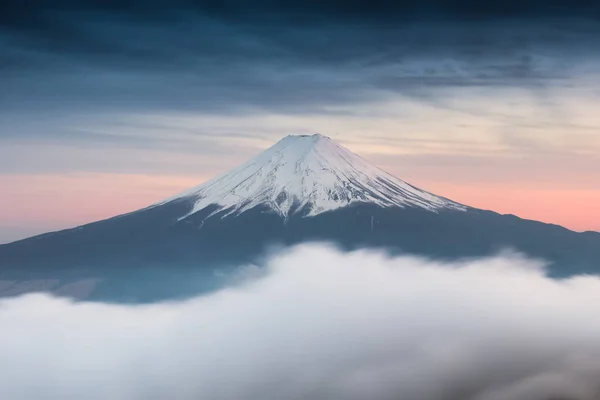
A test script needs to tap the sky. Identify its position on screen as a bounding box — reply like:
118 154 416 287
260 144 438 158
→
2 0 600 243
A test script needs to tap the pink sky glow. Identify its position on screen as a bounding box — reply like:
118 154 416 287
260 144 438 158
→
1 172 598 244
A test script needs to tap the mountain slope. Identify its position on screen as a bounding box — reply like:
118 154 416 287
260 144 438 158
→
156 134 465 220
0 134 599 302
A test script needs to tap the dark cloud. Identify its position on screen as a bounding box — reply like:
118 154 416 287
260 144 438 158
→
3 0 600 24
1 0 599 148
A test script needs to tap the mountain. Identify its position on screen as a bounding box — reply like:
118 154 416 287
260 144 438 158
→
1 134 599 302
158 133 466 218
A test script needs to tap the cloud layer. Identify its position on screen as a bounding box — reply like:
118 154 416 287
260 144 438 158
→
2 243 600 399
3 0 600 119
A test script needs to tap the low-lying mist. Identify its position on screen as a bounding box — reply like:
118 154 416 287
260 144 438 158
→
2 243 600 400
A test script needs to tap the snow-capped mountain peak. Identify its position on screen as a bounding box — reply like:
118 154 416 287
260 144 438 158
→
160 134 466 219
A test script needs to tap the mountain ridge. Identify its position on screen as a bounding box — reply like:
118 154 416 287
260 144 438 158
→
1 134 600 302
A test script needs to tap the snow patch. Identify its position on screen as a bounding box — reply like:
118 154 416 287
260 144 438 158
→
156 134 466 220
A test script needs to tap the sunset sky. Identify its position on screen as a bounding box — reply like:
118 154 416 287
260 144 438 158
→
2 0 600 243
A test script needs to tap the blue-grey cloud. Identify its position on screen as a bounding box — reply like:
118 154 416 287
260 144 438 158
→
2 1 600 121
2 0 600 181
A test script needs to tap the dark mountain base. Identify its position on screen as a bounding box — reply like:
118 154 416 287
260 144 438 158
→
1 201 599 302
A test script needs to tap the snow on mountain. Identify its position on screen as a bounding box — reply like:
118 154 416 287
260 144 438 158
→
158 134 466 220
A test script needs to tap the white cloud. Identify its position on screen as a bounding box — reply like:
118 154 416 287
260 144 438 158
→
1 243 600 400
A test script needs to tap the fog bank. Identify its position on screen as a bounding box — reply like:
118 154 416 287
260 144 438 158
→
2 243 600 400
